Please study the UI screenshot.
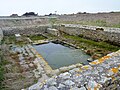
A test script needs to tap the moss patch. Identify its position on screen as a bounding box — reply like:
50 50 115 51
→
62 33 119 51
55 33 120 59
28 35 47 41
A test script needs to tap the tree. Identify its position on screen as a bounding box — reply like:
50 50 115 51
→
22 12 38 16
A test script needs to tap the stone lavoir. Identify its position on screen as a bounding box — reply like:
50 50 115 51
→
1 18 120 89
33 42 91 69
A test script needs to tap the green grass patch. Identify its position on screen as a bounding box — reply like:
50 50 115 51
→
58 20 107 27
49 18 58 25
0 50 10 90
63 34 120 51
28 35 47 41
112 23 120 28
80 20 107 27
3 36 16 44
57 20 120 28
15 41 26 46
4 36 27 46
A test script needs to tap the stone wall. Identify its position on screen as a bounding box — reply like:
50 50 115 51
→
0 29 3 43
47 28 60 36
0 17 50 36
57 24 120 46
2 23 120 46
28 49 120 90
0 17 49 27
2 25 48 35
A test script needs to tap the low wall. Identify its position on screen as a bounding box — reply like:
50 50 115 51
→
2 24 120 46
0 29 3 43
58 24 120 46
2 25 48 35
47 28 60 36
0 17 49 27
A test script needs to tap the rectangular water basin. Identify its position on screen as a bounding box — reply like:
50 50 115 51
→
33 42 91 69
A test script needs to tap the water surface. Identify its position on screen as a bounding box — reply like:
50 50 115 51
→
33 42 90 69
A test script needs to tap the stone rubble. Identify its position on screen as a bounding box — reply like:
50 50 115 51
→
10 44 120 90
28 50 120 90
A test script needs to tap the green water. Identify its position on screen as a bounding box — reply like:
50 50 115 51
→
33 42 91 69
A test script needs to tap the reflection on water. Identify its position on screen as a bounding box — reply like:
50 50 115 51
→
33 42 90 69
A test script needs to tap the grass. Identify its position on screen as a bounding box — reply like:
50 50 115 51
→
0 61 4 90
78 20 107 27
57 20 120 28
58 20 107 27
63 34 120 51
3 36 16 44
4 36 28 46
28 35 47 41
49 18 58 25
112 23 120 28
0 48 4 90
0 49 10 90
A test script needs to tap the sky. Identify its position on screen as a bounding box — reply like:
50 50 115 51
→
0 0 120 16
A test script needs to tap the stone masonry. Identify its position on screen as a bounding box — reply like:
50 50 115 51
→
28 50 120 90
2 25 49 35
0 28 3 43
57 24 120 46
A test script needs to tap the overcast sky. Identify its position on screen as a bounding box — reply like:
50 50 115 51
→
0 0 120 16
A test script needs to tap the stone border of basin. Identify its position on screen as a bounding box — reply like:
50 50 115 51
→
29 39 94 76
52 40 80 49
32 39 49 45
27 49 120 90
28 45 53 74
27 40 120 90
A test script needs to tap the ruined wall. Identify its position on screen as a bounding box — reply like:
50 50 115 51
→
0 17 49 27
2 23 120 46
58 25 120 46
47 28 60 36
0 17 50 36
0 29 3 43
2 25 48 35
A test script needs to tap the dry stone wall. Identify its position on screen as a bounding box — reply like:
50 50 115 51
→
2 25 48 35
0 17 49 27
2 23 120 46
0 28 3 43
47 28 60 36
58 24 120 46
0 17 50 36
